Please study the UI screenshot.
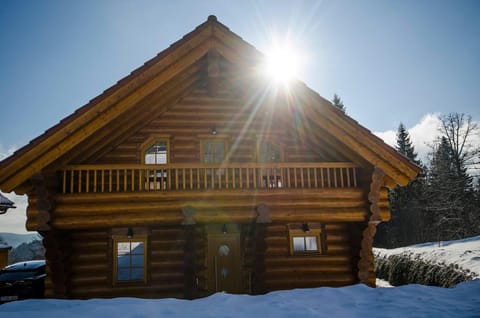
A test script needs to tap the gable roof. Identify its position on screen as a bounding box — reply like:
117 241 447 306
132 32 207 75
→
0 15 420 193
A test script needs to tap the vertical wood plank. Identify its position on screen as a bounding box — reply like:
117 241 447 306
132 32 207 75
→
340 168 344 188
346 167 351 188
109 169 112 193
116 169 120 192
62 170 66 194
94 170 97 193
79 170 82 193
86 170 90 193
326 168 331 188
353 168 357 187
333 168 338 188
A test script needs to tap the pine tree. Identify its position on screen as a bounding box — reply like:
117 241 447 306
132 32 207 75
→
375 123 424 247
423 113 480 240
395 123 420 164
332 94 346 113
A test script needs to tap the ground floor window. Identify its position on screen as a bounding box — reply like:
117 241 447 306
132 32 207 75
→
288 224 325 255
113 237 147 283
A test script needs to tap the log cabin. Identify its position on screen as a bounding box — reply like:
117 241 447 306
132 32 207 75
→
0 16 420 299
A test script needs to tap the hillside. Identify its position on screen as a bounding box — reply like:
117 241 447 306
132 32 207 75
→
0 232 41 248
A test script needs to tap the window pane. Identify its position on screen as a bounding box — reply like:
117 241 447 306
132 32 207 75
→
116 240 146 282
117 268 130 281
305 236 318 251
117 242 131 256
131 255 144 267
293 237 305 251
131 242 144 254
146 141 167 164
117 254 130 267
204 141 225 163
131 268 144 280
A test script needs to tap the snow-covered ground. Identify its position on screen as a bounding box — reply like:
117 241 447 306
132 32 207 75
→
1 281 479 317
375 235 480 278
1 236 479 317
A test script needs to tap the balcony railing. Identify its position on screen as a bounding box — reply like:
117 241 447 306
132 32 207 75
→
61 163 359 194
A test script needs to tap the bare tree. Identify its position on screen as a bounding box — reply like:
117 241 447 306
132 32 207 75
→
440 113 479 177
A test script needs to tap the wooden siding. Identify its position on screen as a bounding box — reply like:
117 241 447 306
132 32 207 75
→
91 86 350 166
262 223 356 290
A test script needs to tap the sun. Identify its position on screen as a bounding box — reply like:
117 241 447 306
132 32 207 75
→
263 44 303 83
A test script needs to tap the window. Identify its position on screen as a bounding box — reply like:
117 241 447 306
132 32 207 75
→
145 141 168 164
288 224 325 255
258 140 283 188
141 137 170 190
113 238 147 283
202 140 226 163
258 141 282 163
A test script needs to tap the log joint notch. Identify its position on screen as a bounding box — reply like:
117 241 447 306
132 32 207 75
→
358 167 385 286
30 173 54 231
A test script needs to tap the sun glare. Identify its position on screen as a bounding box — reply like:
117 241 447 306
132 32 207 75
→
264 44 303 83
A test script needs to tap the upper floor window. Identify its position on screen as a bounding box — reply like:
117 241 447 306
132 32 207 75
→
202 140 226 164
258 141 282 163
144 140 169 164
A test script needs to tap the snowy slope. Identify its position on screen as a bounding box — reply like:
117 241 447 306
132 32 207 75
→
1 280 479 317
374 235 480 278
0 233 41 248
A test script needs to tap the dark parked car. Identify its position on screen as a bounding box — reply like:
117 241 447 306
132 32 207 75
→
0 260 46 303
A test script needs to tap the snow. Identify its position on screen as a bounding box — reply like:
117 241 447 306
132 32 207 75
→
1 281 479 317
375 235 480 277
1 236 479 316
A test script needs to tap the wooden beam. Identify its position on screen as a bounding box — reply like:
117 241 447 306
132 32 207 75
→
0 34 214 192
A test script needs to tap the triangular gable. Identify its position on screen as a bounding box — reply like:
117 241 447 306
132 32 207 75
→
0 16 420 193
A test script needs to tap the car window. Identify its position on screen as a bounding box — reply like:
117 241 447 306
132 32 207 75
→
0 270 43 281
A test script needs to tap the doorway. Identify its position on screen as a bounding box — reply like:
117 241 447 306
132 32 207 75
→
207 229 241 294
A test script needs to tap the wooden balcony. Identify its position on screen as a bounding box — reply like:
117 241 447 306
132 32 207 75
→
61 162 359 194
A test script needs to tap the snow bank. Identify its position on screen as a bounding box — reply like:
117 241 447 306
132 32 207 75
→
375 235 480 278
1 281 479 317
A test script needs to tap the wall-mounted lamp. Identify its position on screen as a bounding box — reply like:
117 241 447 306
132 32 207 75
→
302 223 310 233
127 227 134 238
222 224 227 234
211 127 217 135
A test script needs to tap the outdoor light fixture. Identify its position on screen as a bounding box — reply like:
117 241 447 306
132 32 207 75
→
222 224 227 234
211 127 217 135
302 223 310 233
127 227 134 238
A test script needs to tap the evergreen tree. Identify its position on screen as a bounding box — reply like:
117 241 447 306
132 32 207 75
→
332 94 346 113
375 123 424 247
424 137 466 240
423 113 480 240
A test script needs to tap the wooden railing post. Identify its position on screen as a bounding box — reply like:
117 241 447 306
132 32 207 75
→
61 162 359 194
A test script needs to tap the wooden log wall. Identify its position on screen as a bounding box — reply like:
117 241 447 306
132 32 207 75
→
193 226 208 297
261 223 356 290
91 85 349 166
63 226 190 299
149 226 186 298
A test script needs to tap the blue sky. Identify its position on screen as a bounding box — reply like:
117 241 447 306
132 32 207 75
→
0 0 479 233
1 0 479 146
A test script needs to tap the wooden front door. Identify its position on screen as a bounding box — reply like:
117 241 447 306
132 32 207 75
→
207 232 241 294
